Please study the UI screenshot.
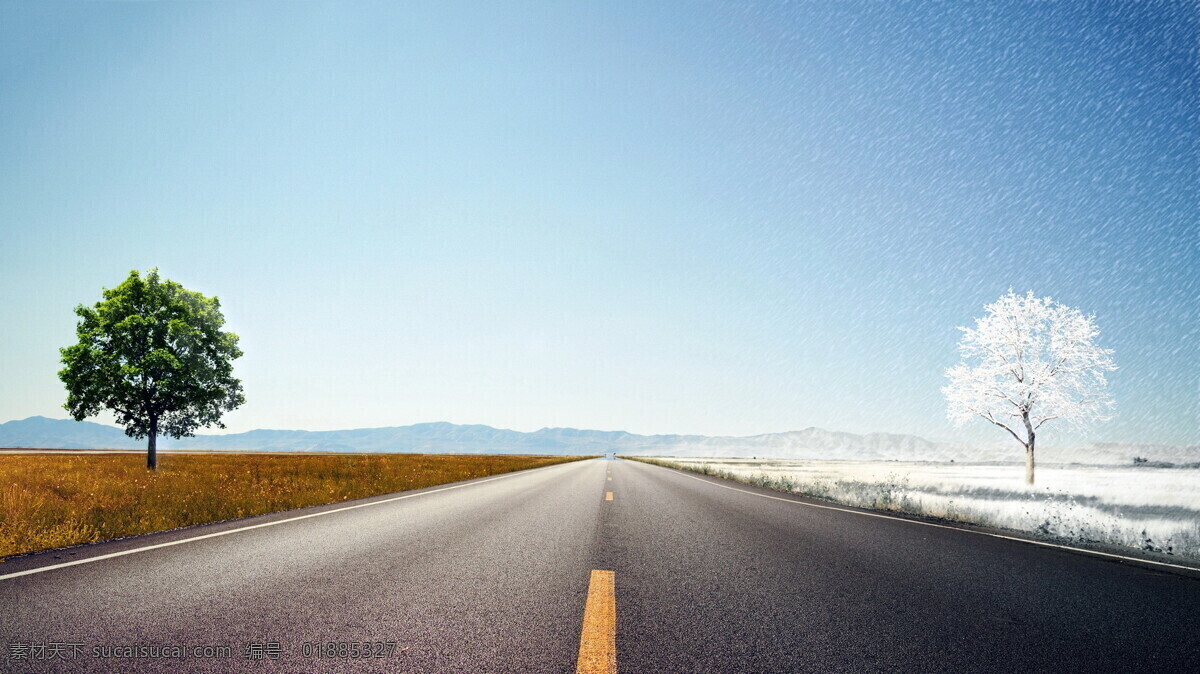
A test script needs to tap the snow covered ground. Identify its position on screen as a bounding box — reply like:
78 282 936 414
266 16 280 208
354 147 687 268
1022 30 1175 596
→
644 458 1200 561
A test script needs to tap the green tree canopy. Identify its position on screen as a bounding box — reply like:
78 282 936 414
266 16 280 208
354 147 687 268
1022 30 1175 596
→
59 269 245 469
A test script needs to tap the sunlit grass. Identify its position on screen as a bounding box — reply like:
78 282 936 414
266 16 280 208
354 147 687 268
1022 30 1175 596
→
0 452 586 558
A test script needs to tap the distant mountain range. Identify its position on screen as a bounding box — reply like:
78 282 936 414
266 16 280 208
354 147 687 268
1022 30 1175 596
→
1 416 1196 465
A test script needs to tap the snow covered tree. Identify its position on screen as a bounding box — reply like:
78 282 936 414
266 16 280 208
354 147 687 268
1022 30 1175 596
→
943 290 1116 484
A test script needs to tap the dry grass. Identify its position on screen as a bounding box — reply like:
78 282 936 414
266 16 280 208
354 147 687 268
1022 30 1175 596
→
0 452 586 559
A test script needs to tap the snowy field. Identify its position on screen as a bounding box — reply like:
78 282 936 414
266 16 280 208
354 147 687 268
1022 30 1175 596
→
643 458 1200 561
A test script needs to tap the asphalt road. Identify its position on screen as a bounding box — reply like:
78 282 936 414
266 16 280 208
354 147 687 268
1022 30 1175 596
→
3 457 1199 673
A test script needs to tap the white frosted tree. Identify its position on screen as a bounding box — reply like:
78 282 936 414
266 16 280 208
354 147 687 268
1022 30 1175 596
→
943 290 1116 484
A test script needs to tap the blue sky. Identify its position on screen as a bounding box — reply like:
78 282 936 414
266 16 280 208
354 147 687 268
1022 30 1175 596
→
1 1 1196 446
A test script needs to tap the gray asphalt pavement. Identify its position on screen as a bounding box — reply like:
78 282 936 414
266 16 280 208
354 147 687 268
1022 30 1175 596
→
2 457 1199 673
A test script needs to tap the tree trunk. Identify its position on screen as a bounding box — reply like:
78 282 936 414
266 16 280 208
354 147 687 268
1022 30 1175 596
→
147 415 158 470
1022 411 1036 485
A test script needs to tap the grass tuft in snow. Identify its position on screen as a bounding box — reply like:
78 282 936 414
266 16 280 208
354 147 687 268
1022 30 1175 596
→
631 457 1200 562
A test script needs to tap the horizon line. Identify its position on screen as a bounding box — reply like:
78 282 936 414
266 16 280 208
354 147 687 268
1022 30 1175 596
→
4 416 1197 449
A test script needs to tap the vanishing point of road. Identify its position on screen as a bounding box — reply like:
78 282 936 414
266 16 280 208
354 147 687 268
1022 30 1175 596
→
3 457 1199 673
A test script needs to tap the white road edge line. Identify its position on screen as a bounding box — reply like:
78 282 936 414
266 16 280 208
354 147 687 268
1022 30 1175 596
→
653 463 1200 574
0 459 595 582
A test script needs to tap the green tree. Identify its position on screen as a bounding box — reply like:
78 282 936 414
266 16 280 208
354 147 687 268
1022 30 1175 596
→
59 269 245 469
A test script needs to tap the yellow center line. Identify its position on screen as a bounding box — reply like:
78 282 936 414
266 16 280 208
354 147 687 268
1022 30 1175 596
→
575 570 617 674
605 491 614 501
607 477 612 481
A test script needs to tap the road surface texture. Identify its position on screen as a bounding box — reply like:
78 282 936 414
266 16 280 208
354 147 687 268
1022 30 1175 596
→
3 457 1199 673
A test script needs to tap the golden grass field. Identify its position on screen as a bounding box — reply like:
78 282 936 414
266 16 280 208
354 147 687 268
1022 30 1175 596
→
0 452 586 559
